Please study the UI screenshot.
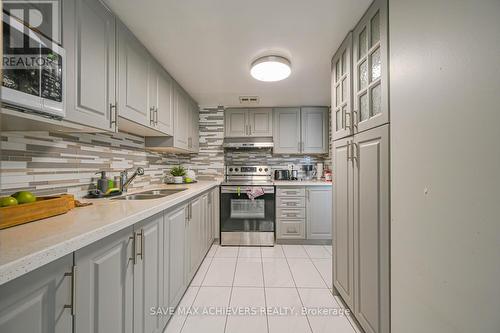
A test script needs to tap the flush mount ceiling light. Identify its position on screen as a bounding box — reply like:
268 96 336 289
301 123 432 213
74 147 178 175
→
250 55 291 82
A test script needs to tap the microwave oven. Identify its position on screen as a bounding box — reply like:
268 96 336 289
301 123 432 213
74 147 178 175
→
2 11 65 118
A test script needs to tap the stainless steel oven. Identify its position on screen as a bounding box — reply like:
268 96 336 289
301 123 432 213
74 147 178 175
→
220 185 275 246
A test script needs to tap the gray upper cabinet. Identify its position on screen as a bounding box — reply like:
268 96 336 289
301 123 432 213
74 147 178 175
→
225 108 272 137
301 107 329 154
273 108 301 154
332 32 353 140
225 108 248 137
332 136 355 309
306 187 332 239
353 124 390 333
149 64 174 136
64 0 116 132
74 226 134 333
0 254 73 333
173 85 190 150
188 101 200 153
273 107 329 154
167 205 187 307
133 213 164 333
117 22 151 128
247 108 273 136
352 0 388 133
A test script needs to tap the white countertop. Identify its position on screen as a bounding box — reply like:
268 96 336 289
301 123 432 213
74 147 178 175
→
0 181 219 286
273 180 333 186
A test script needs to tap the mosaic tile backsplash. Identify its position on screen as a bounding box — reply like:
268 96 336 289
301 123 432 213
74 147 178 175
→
0 106 330 198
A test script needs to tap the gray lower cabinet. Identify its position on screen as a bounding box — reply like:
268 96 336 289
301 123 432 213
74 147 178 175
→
64 0 116 132
186 197 202 281
0 254 73 333
167 205 188 309
306 186 332 239
273 107 329 154
332 136 354 309
74 226 134 333
332 124 389 333
276 186 332 241
133 213 165 333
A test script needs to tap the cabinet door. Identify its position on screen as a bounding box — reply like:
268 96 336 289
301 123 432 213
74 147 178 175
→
248 108 273 136
352 0 388 133
224 109 248 137
118 22 150 127
201 194 209 254
173 86 189 150
168 205 187 307
189 101 200 152
74 226 134 333
332 32 353 140
133 213 164 333
186 197 202 281
273 108 301 154
301 107 329 154
353 124 389 333
0 254 73 333
161 210 170 329
306 187 332 239
332 136 354 309
64 0 116 131
149 65 174 136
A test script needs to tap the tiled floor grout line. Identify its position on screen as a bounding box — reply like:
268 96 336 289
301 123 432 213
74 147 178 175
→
303 246 331 289
283 245 315 333
260 247 271 333
223 247 239 333
178 245 218 333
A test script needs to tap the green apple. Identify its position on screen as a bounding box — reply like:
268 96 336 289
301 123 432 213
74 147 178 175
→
12 191 37 204
0 196 18 207
184 177 193 183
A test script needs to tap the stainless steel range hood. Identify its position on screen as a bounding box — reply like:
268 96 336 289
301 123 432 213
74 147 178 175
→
223 137 274 149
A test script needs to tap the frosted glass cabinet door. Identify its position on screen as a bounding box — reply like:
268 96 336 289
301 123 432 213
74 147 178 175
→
352 0 389 133
332 32 353 141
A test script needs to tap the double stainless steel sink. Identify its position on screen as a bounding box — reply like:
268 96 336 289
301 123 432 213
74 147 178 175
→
112 188 187 200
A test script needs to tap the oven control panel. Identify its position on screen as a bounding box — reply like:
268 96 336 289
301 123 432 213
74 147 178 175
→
226 165 270 176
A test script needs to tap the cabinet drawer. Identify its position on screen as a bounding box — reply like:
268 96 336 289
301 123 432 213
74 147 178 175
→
277 220 305 239
277 197 306 208
276 208 306 219
277 188 305 197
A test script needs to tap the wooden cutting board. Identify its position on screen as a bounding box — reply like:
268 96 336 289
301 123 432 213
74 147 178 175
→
0 194 76 230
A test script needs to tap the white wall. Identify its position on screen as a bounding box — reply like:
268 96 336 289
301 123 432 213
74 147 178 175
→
389 0 500 332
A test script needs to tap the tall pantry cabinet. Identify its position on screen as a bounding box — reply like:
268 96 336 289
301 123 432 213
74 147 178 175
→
331 0 390 333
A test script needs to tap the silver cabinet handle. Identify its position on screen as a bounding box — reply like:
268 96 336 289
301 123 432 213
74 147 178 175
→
64 265 77 316
136 230 144 261
129 234 136 264
110 103 117 131
352 141 359 162
155 107 159 125
150 106 156 126
286 202 298 206
248 124 252 135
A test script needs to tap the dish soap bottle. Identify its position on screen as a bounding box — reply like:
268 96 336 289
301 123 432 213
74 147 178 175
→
95 171 109 193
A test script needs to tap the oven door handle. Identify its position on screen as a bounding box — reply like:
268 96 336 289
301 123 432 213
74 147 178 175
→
221 186 275 194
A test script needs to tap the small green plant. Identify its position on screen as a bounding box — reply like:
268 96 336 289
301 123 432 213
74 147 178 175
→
170 165 186 177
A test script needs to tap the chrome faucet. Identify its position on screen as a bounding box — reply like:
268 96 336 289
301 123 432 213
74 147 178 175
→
121 167 145 192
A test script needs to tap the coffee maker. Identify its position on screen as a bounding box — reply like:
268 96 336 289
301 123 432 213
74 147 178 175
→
302 164 316 180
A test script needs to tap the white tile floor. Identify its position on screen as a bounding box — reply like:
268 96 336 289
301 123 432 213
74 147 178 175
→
165 244 358 333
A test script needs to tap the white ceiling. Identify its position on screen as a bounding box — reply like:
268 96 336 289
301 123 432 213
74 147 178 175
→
104 0 371 107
